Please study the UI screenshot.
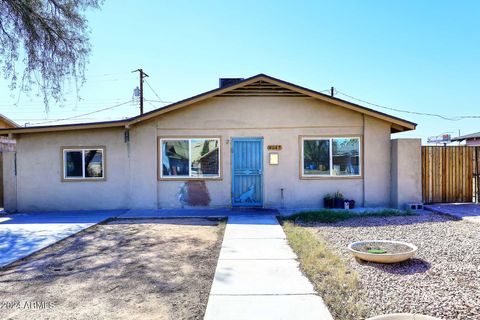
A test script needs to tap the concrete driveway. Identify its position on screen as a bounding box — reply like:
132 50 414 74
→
424 203 480 224
0 210 124 268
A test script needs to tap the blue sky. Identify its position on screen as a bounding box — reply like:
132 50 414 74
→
1 1 479 142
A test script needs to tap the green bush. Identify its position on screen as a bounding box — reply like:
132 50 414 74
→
283 209 413 223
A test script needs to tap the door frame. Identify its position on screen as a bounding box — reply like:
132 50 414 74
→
231 137 264 207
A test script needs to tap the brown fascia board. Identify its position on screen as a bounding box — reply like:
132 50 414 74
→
0 73 417 135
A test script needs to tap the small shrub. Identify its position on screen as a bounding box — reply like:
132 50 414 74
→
283 209 414 224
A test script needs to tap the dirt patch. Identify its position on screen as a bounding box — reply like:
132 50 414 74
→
0 218 225 320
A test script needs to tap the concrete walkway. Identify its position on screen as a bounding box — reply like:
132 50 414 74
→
204 215 333 320
0 210 123 268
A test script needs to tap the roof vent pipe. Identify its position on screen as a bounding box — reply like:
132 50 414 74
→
219 78 244 88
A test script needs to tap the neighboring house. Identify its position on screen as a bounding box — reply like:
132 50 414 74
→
0 114 18 208
451 132 480 146
0 114 18 130
0 74 422 212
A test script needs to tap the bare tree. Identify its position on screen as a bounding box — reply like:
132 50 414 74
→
0 0 103 111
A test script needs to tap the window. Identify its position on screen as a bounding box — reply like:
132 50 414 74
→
301 137 360 177
63 148 105 180
332 138 360 176
303 139 330 175
160 138 220 179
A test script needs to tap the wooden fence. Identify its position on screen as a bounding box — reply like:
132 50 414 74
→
0 153 2 208
422 146 479 203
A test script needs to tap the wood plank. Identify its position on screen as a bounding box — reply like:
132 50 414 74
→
421 146 475 203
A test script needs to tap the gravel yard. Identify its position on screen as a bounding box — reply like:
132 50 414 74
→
0 218 224 320
306 213 480 320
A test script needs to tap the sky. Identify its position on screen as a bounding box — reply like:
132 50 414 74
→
0 0 479 143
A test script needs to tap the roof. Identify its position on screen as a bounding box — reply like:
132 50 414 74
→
0 74 417 135
451 132 480 142
0 114 19 129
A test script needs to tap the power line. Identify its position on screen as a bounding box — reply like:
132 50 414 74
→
146 100 159 111
30 100 132 125
144 99 173 104
334 89 480 121
144 79 171 104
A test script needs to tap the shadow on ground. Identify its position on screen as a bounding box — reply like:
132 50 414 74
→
0 218 223 320
357 257 431 274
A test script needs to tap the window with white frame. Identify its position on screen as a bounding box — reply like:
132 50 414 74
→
63 148 105 180
160 138 220 178
302 137 360 177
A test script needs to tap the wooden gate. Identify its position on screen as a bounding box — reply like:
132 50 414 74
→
422 146 478 203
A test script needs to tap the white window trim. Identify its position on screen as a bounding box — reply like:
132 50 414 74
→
63 148 105 180
301 137 361 178
160 138 221 179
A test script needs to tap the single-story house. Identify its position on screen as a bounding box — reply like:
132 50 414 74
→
0 74 422 212
451 132 480 146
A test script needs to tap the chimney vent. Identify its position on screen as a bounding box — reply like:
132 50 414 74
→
219 78 244 88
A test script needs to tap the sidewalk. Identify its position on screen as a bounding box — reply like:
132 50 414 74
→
204 215 333 320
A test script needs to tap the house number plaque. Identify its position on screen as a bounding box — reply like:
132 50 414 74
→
267 145 282 151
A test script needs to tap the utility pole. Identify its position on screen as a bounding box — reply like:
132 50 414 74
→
132 68 149 115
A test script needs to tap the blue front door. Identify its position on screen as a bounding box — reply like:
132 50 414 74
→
232 138 263 207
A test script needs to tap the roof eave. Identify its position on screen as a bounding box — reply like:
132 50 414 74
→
0 115 19 129
0 119 128 135
0 73 418 135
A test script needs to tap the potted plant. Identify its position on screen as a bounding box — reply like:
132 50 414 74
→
349 199 355 209
333 191 344 209
323 193 333 209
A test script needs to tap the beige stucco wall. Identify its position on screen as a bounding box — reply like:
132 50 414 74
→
8 96 399 211
391 138 422 208
14 128 129 211
128 123 158 209
363 116 392 207
153 96 389 209
2 152 17 212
